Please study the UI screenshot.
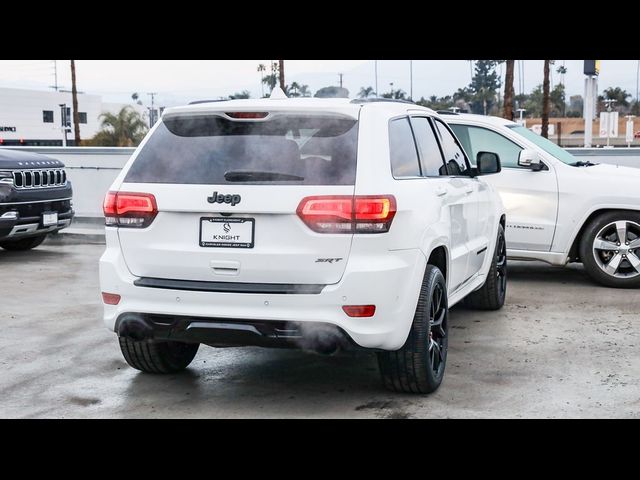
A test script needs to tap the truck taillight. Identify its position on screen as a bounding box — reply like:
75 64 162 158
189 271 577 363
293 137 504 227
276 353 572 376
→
296 195 396 234
103 191 157 228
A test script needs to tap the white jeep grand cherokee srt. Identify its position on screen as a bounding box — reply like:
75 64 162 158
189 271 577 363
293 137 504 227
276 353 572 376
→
99 97 506 393
447 113 640 288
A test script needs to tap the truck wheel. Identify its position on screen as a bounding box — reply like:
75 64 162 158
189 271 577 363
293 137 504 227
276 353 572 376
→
376 265 448 394
119 337 199 374
580 211 640 288
464 224 507 310
0 234 47 251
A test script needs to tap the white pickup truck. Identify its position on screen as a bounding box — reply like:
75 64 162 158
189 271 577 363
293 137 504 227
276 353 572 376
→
447 113 640 288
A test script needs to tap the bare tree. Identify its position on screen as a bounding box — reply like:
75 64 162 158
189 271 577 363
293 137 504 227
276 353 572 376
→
541 60 550 138
503 60 515 120
70 60 81 145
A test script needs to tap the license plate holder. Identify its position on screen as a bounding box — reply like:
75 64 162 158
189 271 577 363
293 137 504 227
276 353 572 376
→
199 217 255 248
42 211 58 227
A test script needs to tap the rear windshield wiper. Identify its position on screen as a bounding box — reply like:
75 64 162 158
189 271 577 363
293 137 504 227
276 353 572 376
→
570 160 597 167
224 170 305 182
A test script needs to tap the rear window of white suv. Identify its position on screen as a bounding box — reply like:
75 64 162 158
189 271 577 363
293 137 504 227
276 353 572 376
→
125 114 359 185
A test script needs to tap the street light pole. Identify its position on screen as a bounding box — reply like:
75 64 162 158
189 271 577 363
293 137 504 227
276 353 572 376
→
409 60 413 101
147 92 157 128
59 103 68 147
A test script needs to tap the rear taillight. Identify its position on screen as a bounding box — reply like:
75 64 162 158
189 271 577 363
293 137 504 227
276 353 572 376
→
101 292 121 305
342 305 376 317
296 195 396 234
103 191 157 228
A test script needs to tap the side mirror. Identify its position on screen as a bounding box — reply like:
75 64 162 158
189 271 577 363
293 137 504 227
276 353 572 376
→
518 149 543 171
476 151 501 175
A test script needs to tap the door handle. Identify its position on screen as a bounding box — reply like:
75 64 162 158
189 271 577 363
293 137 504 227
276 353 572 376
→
465 187 474 195
435 186 448 197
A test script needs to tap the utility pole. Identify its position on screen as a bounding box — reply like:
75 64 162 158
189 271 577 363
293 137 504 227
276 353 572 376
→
338 73 343 88
374 60 378 97
147 92 157 127
409 60 413 101
278 60 285 90
636 60 639 107
70 60 81 146
50 60 59 91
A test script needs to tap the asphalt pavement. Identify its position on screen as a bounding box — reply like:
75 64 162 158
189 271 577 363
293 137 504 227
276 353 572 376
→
1 241 638 418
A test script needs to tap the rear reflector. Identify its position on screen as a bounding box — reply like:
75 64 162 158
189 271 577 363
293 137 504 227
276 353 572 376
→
102 292 121 305
225 112 269 119
297 195 396 234
342 305 376 317
103 191 157 228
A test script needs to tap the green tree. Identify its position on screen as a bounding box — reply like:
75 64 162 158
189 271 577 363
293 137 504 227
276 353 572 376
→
88 106 148 147
289 82 301 97
381 88 406 100
298 84 311 97
358 86 376 98
228 90 251 99
550 83 565 117
262 61 279 92
415 95 454 110
257 64 266 97
468 60 501 115
603 87 631 108
522 84 565 117
314 86 349 98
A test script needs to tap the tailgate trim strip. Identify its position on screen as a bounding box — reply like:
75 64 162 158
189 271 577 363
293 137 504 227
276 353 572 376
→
133 277 326 294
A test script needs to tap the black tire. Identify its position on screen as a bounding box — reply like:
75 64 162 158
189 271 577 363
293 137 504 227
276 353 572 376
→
119 337 199 374
464 224 507 310
0 234 47 251
579 211 640 288
376 265 448 394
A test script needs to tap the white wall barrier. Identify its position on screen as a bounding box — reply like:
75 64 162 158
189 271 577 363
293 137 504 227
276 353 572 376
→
2 146 640 220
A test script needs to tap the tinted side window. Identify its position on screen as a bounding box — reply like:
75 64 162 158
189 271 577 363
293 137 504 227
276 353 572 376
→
389 117 421 178
449 124 523 168
410 117 447 177
434 119 469 176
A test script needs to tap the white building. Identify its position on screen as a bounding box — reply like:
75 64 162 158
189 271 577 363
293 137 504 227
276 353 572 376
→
0 87 148 146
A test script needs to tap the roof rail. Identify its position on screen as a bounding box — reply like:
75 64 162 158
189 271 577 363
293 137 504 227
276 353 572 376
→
350 98 416 105
188 99 230 105
436 110 460 115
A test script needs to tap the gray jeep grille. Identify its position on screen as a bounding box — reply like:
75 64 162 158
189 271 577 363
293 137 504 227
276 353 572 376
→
12 169 67 189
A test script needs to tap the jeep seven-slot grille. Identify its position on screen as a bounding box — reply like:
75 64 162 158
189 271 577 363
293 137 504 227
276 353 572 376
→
12 169 67 189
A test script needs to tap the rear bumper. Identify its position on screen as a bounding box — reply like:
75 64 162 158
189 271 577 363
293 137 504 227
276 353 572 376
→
99 229 427 351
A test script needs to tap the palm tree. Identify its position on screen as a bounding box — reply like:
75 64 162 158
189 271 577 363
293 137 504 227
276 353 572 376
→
289 81 301 97
70 60 81 146
358 86 376 98
257 64 266 97
541 60 551 138
556 63 567 116
503 60 515 120
89 106 148 147
298 84 311 97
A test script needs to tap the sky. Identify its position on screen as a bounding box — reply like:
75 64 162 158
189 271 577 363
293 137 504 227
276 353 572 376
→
0 60 638 108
